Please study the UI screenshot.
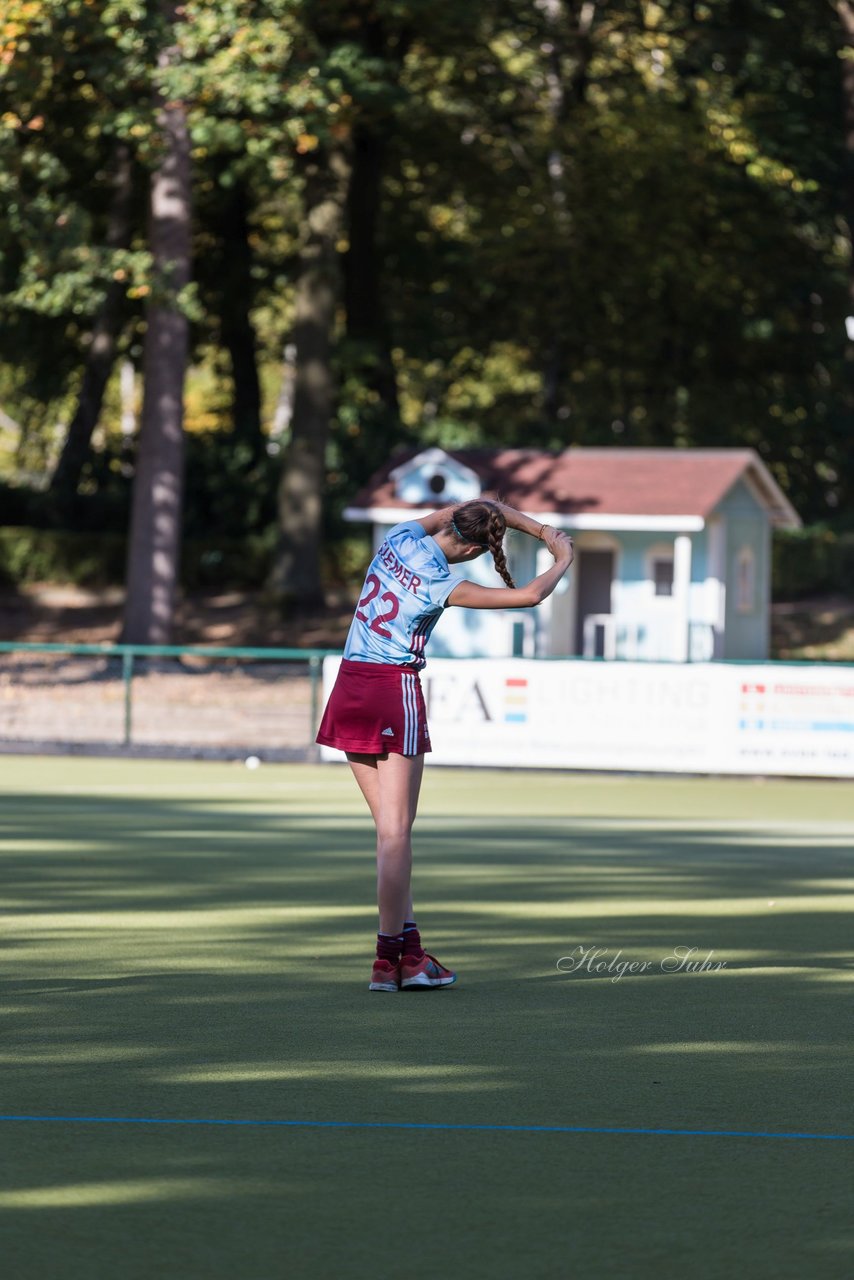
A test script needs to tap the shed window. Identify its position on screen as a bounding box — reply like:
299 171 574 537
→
652 558 674 597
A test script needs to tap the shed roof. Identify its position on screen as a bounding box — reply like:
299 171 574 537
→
347 446 800 529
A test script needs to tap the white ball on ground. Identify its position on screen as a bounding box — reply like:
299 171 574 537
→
244 755 261 770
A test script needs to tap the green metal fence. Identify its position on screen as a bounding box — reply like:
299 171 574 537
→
0 642 341 757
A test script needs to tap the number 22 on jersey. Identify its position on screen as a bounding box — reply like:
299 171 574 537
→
355 573 400 639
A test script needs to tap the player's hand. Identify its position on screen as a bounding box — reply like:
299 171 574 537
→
543 527 574 564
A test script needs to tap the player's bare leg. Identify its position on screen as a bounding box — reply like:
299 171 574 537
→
347 750 424 926
370 751 422 933
346 752 379 821
347 750 451 989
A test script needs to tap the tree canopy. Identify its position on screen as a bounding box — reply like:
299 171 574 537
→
1 0 851 584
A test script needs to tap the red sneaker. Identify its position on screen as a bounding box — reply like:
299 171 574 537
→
400 953 456 990
369 959 400 992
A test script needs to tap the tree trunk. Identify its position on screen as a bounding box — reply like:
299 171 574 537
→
50 143 135 501
338 10 412 481
344 122 400 422
271 148 349 607
218 177 264 461
537 0 600 424
121 14 191 644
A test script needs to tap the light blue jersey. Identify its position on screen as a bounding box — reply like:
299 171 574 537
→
343 521 465 669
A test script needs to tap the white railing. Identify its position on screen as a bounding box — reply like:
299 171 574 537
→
582 616 717 662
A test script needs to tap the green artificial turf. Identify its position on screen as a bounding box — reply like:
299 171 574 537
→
1 758 852 1280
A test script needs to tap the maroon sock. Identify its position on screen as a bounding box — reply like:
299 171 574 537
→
401 920 425 960
376 932 403 964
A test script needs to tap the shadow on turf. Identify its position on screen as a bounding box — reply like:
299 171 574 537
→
2 789 852 1113
2 789 853 1279
1 791 852 948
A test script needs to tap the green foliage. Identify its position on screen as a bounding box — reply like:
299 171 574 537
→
0 520 369 592
772 526 854 600
181 529 276 591
0 427 279 541
181 433 279 541
0 525 126 588
1 0 852 550
376 1 851 519
320 531 371 588
0 523 276 590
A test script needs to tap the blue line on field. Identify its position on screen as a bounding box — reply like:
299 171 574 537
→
0 1115 851 1142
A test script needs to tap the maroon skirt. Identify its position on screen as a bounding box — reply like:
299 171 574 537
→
316 659 431 757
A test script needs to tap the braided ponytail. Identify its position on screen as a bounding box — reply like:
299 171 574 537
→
449 499 516 588
486 506 516 588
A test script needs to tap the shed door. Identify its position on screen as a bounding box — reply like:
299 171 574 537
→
574 549 615 655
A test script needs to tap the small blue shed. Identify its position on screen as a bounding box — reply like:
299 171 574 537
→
344 446 800 662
